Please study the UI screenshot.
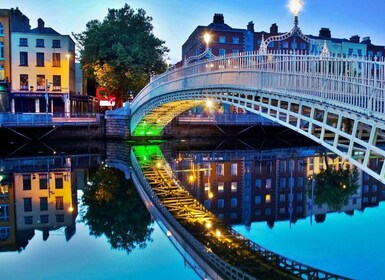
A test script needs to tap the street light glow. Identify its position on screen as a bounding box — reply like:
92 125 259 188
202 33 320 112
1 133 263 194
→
289 0 303 16
203 33 211 46
206 99 213 108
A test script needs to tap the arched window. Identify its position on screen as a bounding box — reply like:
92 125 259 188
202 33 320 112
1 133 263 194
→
0 23 3 36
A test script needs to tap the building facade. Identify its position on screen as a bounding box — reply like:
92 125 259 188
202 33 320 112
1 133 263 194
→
10 18 75 114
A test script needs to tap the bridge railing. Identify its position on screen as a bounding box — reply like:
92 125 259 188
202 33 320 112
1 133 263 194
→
132 50 385 121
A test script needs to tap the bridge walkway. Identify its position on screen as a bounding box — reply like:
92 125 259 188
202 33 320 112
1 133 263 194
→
133 145 350 280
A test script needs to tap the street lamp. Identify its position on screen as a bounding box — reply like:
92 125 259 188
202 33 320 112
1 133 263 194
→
203 33 211 48
289 0 303 26
65 53 71 118
166 57 171 69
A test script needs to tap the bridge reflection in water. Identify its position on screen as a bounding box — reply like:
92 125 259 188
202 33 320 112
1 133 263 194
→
131 144 352 280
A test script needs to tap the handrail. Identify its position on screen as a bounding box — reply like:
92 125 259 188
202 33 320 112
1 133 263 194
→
131 51 385 122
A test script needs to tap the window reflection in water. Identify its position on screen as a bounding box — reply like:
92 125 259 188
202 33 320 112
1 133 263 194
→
170 143 380 227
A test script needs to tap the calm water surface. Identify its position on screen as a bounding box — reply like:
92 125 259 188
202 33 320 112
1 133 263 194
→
1 138 385 279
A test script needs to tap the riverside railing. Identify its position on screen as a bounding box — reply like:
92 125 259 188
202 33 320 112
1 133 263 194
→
131 51 385 122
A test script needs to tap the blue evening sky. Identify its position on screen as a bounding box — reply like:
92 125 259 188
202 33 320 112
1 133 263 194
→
2 0 385 63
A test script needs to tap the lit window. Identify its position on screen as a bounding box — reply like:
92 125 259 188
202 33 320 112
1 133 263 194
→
20 74 28 90
53 75 61 91
266 178 272 189
217 164 224 176
265 194 271 203
230 163 237 176
0 42 3 59
204 183 210 192
218 182 224 193
36 75 46 91
52 53 61 67
231 182 237 192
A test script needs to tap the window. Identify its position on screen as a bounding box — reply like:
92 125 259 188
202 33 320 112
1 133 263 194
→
218 199 224 208
233 49 239 56
204 183 210 192
297 193 303 201
297 160 304 172
24 198 32 212
36 39 44 47
37 75 46 91
0 205 9 221
219 49 225 56
217 164 224 176
296 206 303 213
265 208 272 215
265 194 271 203
266 161 272 173
357 49 362 56
280 178 286 189
24 216 33 225
23 174 31 190
291 41 297 50
20 51 28 66
56 214 64 223
372 185 378 192
255 179 262 189
0 42 3 59
39 173 48 189
219 36 226 43
0 23 3 36
218 182 224 193
377 51 382 58
348 48 353 56
52 53 61 67
20 74 28 90
279 207 286 214
204 163 210 177
40 197 48 211
56 196 64 210
19 38 28 46
233 37 239 44
55 173 63 188
288 177 294 188
36 52 44 66
266 178 272 189
371 197 377 203
368 51 374 57
364 185 369 193
231 212 238 220
280 160 286 172
0 65 3 80
255 195 261 205
52 39 61 48
283 41 289 48
279 194 286 202
230 163 237 176
53 75 62 91
231 182 237 192
204 200 211 209
40 215 49 224
231 198 237 208
300 43 307 50
255 162 262 174
0 185 8 199
255 209 261 216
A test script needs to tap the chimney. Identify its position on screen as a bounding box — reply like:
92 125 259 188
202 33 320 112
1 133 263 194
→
247 21 254 32
319 27 331 39
350 35 360 43
213 13 224 24
361 36 371 44
37 18 45 31
270 23 278 35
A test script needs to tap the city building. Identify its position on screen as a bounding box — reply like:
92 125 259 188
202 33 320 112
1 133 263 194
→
10 17 75 114
0 8 31 112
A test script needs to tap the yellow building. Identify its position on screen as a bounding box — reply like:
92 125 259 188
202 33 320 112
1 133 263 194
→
10 18 75 114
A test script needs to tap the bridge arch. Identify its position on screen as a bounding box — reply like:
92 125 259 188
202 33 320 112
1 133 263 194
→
130 51 385 183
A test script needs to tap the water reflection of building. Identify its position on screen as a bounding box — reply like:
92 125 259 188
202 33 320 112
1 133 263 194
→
0 153 101 251
171 145 385 227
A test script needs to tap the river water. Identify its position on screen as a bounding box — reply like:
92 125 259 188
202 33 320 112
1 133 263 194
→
1 138 384 279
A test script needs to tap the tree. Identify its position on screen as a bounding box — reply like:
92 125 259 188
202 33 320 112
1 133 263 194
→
73 4 169 102
82 165 154 253
308 166 359 210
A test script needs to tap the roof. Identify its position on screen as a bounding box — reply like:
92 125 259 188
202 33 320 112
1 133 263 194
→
29 27 60 35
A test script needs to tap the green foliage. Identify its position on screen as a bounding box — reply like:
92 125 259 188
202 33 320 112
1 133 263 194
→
308 166 359 210
82 165 153 253
73 4 169 101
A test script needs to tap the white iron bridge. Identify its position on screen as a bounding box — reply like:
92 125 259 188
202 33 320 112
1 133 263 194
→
127 51 385 183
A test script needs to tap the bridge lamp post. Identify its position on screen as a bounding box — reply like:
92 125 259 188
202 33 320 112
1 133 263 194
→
289 0 303 26
65 53 71 118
